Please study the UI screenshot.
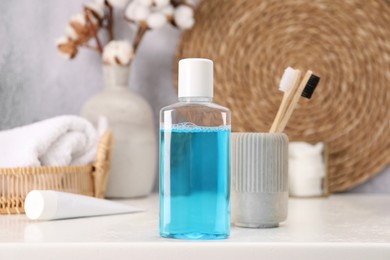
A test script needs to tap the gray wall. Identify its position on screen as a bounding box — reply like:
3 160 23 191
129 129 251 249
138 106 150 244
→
0 0 388 193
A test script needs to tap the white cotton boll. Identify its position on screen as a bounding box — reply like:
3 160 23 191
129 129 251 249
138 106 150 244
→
153 0 170 8
107 0 129 8
65 25 78 40
136 0 152 7
125 3 137 20
85 2 105 18
125 2 150 21
146 12 168 29
94 0 105 5
70 13 86 26
103 40 134 65
103 48 116 65
174 5 195 29
56 37 68 46
133 4 151 20
176 16 194 29
174 5 194 21
160 5 174 16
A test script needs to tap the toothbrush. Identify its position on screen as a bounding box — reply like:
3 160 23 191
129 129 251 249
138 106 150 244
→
276 70 320 133
270 67 302 133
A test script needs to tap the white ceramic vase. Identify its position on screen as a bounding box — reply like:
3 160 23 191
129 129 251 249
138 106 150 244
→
81 65 156 198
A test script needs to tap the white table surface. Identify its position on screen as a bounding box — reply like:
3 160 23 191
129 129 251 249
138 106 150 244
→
0 194 389 260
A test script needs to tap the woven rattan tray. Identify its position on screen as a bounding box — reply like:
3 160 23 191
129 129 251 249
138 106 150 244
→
176 0 390 192
0 131 113 214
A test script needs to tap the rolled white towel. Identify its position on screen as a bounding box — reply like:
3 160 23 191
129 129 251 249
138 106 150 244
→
0 115 103 167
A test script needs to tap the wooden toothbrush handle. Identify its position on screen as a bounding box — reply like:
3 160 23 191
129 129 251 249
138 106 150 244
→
270 93 290 133
277 70 313 133
270 70 302 133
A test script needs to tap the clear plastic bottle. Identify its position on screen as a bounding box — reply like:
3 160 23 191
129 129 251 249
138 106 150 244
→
160 59 231 240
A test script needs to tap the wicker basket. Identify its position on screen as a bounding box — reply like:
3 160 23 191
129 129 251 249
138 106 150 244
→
176 0 390 192
0 131 113 214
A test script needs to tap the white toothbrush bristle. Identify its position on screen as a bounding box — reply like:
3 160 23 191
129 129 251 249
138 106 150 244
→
279 67 297 92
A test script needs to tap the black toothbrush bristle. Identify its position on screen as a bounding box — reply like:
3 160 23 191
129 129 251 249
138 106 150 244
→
301 74 320 99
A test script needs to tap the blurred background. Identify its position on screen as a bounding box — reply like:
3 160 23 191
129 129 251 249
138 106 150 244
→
0 0 388 193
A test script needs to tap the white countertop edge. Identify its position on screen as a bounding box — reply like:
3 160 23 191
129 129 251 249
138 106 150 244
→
1 242 389 260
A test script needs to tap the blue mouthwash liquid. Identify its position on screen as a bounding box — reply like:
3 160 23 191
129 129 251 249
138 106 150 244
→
160 124 230 240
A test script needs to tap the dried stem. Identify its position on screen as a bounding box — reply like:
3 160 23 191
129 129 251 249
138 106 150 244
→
167 15 176 27
124 16 137 25
85 10 103 54
133 22 149 53
105 0 114 41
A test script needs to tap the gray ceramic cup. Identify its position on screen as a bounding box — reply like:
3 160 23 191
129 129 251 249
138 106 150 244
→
231 133 288 228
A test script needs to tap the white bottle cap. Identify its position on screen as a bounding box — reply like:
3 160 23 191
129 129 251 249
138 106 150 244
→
178 58 214 98
24 190 58 220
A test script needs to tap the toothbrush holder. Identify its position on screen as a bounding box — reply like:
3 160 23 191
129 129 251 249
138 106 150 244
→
231 133 288 228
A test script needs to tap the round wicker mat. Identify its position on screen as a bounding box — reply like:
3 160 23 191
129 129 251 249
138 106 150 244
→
176 0 390 192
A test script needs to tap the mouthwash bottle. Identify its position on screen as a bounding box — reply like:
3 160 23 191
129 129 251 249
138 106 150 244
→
160 58 231 240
